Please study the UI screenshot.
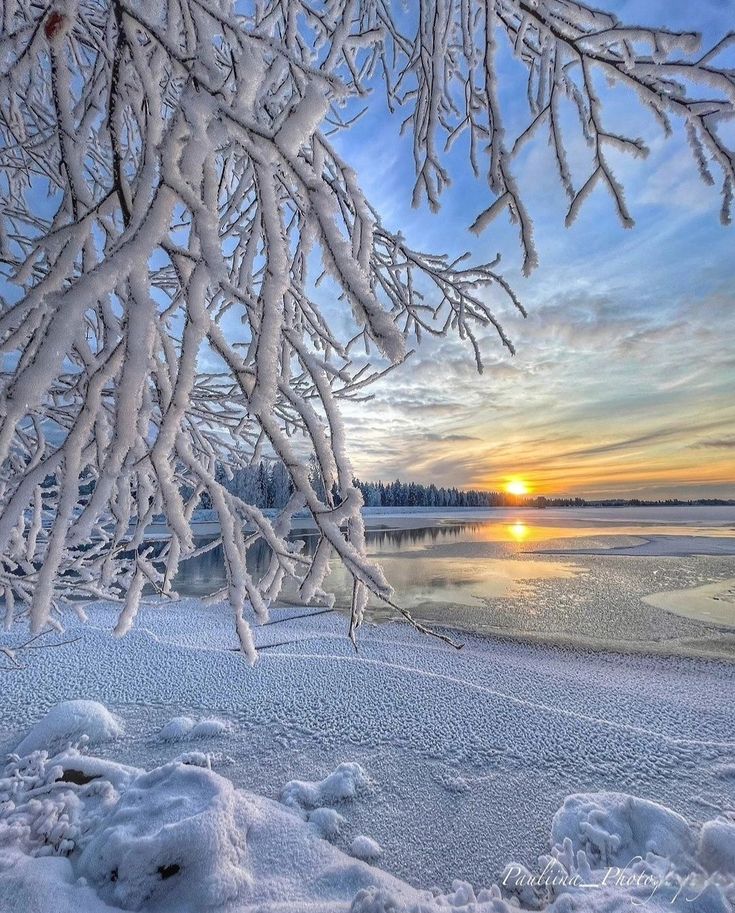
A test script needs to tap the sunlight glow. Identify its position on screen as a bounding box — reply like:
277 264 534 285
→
507 522 529 541
506 480 529 496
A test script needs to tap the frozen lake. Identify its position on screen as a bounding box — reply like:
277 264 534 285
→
174 506 735 658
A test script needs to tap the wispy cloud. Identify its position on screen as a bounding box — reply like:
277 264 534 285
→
329 1 735 499
695 436 735 450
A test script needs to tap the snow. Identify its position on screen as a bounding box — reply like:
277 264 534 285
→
157 716 196 741
350 835 382 861
550 792 697 869
0 745 414 913
157 717 230 742
1 735 733 912
75 761 250 911
281 762 369 809
308 807 346 840
1 594 734 893
700 820 735 876
15 701 123 756
1 525 734 913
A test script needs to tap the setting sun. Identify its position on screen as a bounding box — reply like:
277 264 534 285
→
505 480 529 496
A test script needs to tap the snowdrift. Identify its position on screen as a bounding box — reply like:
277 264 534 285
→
1 703 734 912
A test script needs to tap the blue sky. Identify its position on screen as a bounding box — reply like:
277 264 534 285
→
329 0 735 499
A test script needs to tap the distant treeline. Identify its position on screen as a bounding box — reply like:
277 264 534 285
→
354 481 734 509
354 478 520 507
204 462 734 510
208 464 522 509
207 461 294 509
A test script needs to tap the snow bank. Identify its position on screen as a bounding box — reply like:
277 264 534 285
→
76 762 250 911
15 701 122 755
280 761 369 809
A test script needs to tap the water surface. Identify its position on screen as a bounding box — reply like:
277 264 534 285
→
171 508 735 656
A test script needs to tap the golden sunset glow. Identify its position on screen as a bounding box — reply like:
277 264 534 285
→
507 521 529 541
505 480 529 496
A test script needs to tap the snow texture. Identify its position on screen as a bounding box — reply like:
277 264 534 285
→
700 821 735 876
307 807 347 841
1 589 734 891
551 792 697 869
1 728 733 913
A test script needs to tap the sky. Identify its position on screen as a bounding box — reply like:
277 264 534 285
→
330 0 735 500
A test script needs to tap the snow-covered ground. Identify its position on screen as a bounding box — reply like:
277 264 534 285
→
2 596 734 911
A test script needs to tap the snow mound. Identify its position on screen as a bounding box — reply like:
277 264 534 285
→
0 747 412 913
280 761 369 809
157 716 195 741
551 791 697 869
351 835 382 861
157 716 230 743
699 819 735 875
189 719 230 739
307 807 346 840
15 701 123 755
77 762 251 911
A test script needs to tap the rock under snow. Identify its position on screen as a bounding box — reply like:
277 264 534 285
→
15 701 122 755
77 761 250 911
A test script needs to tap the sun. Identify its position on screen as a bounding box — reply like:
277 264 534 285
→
505 480 529 496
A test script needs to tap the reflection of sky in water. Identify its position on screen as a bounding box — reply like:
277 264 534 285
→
169 518 620 606
172 520 579 602
170 515 734 605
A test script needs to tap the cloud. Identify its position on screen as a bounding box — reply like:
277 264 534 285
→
695 436 735 450
344 280 735 498
321 3 735 500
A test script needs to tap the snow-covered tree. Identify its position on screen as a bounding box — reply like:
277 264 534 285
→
269 461 293 509
0 1 733 659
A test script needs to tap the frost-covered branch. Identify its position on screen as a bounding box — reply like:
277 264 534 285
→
0 0 732 660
